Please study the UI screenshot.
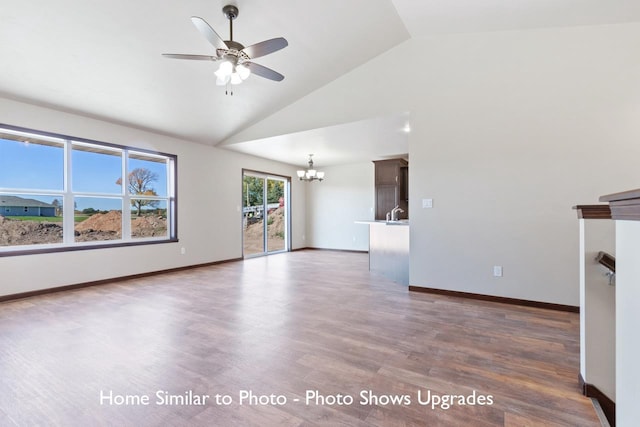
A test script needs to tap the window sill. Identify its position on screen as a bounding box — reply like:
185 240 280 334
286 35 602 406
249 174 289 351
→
0 238 179 257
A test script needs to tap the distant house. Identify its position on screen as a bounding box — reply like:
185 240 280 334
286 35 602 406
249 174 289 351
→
0 195 56 217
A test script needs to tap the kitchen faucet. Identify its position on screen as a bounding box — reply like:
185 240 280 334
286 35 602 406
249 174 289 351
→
390 205 404 221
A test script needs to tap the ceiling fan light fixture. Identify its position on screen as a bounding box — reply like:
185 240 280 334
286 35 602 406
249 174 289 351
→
216 60 233 77
236 64 251 80
230 72 243 85
215 75 230 86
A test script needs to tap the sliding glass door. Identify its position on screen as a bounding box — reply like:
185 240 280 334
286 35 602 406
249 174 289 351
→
242 171 289 257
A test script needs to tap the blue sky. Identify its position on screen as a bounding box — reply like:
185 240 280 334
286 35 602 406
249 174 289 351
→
0 138 167 211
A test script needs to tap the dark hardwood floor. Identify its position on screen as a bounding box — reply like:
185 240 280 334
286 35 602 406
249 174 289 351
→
0 250 599 426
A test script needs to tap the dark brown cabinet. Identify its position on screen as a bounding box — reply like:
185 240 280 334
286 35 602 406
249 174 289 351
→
373 159 408 220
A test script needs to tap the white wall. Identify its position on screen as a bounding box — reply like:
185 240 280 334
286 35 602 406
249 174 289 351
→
408 25 640 305
0 97 307 297
579 219 615 400
615 220 640 426
306 162 373 251
227 23 640 305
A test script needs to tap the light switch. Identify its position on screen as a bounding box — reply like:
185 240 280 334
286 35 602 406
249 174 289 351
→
422 198 433 208
493 266 503 277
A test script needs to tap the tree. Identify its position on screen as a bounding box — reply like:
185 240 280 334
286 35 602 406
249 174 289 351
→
116 168 159 216
243 176 264 207
51 199 62 216
242 177 284 206
267 180 284 204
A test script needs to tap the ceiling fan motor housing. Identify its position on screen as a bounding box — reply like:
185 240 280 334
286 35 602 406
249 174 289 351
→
224 40 245 51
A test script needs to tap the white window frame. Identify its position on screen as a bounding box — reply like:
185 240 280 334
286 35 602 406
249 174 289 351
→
0 124 178 256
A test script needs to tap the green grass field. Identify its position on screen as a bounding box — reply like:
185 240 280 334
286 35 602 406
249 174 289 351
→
6 216 89 223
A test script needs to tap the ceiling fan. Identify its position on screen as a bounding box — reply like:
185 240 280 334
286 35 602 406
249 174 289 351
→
163 4 288 93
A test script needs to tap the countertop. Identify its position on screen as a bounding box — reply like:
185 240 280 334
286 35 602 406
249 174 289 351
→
355 220 410 226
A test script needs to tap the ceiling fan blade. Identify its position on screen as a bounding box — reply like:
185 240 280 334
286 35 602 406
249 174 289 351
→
162 54 218 61
242 37 288 60
190 16 229 51
245 62 284 82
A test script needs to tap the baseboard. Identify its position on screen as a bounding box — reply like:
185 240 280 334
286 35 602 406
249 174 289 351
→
0 257 242 303
408 286 579 313
302 247 369 254
579 373 615 426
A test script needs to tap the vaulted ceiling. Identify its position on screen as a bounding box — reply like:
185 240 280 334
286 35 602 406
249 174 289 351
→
2 1 639 166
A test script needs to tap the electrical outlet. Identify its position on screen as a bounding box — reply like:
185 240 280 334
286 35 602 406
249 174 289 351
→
422 198 433 208
493 266 503 277
180 247 186 255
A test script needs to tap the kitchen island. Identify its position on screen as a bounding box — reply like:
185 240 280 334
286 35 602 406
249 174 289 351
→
356 220 409 285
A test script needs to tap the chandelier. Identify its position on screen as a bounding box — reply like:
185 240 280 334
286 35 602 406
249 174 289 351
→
297 154 325 182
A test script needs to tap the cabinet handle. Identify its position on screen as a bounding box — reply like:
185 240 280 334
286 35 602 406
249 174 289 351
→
395 176 398 183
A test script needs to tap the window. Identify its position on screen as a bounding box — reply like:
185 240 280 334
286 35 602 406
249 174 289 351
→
0 124 177 255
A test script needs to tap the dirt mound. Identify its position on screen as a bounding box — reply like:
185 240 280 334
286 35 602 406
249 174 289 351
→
0 215 63 246
131 215 167 237
75 210 122 233
75 211 167 238
243 206 285 253
267 207 285 239
0 211 167 246
244 207 285 240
